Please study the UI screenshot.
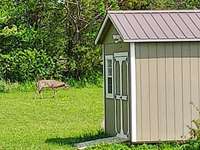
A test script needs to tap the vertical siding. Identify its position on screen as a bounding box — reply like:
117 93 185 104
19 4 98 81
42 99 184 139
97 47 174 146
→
148 43 159 141
104 42 129 136
199 45 200 116
103 24 130 136
140 44 150 141
136 45 142 140
136 42 200 142
173 43 183 140
182 43 191 139
157 43 167 140
191 43 199 128
105 100 115 135
165 43 175 140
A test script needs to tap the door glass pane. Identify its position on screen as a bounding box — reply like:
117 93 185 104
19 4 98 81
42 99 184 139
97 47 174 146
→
107 67 112 76
115 61 120 95
108 77 112 94
107 59 112 68
122 60 127 96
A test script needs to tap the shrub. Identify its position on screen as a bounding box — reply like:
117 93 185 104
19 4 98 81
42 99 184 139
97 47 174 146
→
0 80 10 93
181 102 200 150
0 48 63 82
0 80 35 93
15 82 36 92
188 102 200 140
181 140 200 150
0 47 102 85
64 45 102 81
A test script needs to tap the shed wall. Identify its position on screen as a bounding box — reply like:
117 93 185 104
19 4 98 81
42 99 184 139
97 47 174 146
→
135 42 200 141
103 24 130 136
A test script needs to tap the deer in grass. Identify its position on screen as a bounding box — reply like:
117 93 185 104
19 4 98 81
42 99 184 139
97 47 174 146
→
36 80 69 98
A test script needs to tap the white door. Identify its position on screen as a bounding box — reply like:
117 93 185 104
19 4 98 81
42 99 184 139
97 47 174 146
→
114 52 129 138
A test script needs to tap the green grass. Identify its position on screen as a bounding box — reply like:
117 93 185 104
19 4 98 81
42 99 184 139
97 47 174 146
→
1 85 200 150
0 87 104 149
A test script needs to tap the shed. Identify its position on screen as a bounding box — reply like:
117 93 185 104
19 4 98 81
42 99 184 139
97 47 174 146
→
95 10 200 143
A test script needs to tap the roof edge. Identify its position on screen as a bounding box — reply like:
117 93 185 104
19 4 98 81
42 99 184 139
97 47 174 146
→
95 14 125 45
95 15 109 45
124 38 200 43
95 10 200 44
108 9 200 14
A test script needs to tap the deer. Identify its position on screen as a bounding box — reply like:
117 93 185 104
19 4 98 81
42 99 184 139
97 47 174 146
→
36 80 69 98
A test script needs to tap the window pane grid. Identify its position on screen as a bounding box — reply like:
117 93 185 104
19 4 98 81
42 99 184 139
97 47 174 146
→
105 55 113 98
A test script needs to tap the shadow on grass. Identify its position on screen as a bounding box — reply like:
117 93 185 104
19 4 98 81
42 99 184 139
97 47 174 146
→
45 129 110 146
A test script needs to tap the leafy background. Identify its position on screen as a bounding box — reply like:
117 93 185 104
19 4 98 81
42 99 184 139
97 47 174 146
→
0 0 200 83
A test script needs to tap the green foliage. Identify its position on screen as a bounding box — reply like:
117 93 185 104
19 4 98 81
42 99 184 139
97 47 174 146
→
180 140 200 150
184 0 200 9
0 0 104 83
0 80 35 93
66 72 103 88
187 102 200 141
88 141 200 150
118 0 200 10
88 143 178 150
152 0 176 9
65 45 102 80
0 49 63 82
1 0 200 84
0 80 10 93
119 0 151 10
190 118 200 140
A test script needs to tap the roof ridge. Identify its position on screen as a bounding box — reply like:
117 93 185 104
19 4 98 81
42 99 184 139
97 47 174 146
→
108 10 200 14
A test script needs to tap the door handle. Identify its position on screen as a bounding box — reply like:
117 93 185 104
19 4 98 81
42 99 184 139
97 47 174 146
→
121 95 128 100
115 95 128 100
115 95 121 100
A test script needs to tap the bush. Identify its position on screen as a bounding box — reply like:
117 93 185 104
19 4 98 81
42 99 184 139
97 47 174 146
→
0 80 10 93
66 71 103 88
0 48 64 82
181 140 200 150
0 47 102 85
64 45 102 81
186 102 200 141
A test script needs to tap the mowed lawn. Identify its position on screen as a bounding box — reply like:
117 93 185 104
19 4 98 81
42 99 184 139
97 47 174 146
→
0 87 103 150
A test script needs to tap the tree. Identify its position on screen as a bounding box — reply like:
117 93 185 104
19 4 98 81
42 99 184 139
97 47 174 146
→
1 0 200 83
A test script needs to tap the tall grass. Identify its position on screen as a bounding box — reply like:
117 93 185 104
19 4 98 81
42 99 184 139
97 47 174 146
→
0 80 35 93
0 78 103 93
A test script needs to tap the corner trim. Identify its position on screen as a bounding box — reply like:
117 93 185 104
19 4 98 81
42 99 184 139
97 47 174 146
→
130 43 137 142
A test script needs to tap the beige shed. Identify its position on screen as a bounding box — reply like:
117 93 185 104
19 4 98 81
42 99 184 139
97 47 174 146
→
95 10 200 143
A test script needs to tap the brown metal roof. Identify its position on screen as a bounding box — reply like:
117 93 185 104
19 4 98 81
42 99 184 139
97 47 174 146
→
95 10 200 44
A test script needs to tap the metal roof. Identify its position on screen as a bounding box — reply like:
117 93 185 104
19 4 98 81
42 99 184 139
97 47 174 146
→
95 10 200 44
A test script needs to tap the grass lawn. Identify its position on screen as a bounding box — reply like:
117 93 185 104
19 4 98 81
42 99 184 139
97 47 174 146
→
0 86 199 150
0 87 104 150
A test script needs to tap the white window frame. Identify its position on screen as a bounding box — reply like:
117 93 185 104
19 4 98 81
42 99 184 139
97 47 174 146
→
105 55 114 98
